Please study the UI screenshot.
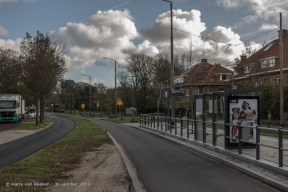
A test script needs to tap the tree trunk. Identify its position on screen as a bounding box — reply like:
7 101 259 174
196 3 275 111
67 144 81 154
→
268 111 271 127
40 95 45 123
36 98 39 125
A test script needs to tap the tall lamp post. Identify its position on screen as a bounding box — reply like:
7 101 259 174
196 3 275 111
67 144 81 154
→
81 74 91 116
279 13 284 128
103 57 117 118
163 0 175 118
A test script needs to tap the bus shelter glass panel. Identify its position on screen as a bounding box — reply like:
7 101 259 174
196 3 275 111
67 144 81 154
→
195 95 203 142
204 94 213 122
204 94 213 144
214 94 225 148
215 123 225 147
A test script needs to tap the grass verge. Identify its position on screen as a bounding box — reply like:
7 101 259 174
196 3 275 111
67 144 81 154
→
0 116 111 192
12 116 54 130
108 116 140 123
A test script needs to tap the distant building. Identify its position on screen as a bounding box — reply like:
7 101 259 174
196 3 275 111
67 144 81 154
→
162 58 232 117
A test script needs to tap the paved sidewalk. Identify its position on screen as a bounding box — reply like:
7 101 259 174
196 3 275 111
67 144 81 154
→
127 123 288 192
0 130 39 145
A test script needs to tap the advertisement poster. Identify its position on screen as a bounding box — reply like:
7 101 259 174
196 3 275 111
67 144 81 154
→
228 96 259 144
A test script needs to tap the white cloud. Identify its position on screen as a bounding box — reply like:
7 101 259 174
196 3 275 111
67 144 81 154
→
0 25 8 36
0 0 37 5
134 40 159 55
0 38 21 52
204 26 245 63
218 0 288 25
139 9 245 65
216 0 240 8
139 9 206 46
59 9 137 49
58 9 139 72
259 24 278 31
0 0 17 4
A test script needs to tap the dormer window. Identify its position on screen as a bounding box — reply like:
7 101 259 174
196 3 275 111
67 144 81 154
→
245 63 254 74
217 73 230 81
260 57 278 69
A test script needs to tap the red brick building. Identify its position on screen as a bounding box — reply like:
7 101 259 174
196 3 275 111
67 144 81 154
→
232 29 288 88
173 58 232 111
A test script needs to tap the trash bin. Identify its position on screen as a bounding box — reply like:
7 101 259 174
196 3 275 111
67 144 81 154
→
181 116 188 128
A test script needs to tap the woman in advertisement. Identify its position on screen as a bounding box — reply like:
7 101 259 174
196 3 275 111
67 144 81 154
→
231 107 240 142
229 98 258 144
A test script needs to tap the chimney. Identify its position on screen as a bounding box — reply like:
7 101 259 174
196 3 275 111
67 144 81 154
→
240 55 247 61
278 29 288 39
201 58 208 63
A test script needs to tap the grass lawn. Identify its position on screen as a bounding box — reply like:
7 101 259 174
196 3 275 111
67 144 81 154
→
0 116 111 192
12 116 54 130
107 116 140 123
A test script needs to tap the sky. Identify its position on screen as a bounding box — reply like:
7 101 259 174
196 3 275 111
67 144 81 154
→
1 0 288 87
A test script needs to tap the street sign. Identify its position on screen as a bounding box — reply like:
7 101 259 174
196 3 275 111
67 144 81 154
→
81 103 85 109
96 101 99 107
171 89 185 97
117 98 123 105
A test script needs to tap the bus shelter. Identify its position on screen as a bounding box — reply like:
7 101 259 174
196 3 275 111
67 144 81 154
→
194 87 264 149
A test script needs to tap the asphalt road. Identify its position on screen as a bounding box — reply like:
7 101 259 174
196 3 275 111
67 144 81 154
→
0 115 28 132
0 115 76 168
92 119 280 192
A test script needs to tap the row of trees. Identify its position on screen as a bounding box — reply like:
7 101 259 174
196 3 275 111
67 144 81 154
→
56 53 189 114
0 31 67 124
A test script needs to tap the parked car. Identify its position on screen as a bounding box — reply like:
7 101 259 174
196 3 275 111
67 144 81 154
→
28 109 40 119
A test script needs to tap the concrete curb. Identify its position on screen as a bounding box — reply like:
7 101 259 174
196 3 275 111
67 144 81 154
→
107 132 146 192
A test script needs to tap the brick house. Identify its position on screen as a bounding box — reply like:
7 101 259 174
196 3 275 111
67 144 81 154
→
172 58 232 116
232 29 288 88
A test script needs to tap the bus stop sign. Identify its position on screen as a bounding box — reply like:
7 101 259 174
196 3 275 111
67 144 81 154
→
171 89 185 97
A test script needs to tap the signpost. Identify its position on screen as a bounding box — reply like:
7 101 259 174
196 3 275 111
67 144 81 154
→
117 99 123 120
171 89 185 97
96 101 99 117
167 89 185 117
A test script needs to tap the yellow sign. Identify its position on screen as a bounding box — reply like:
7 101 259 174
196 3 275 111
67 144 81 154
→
81 103 85 109
117 101 123 105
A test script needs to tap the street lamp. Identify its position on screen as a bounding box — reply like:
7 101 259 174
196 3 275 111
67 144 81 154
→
103 57 117 118
81 74 91 116
163 0 175 118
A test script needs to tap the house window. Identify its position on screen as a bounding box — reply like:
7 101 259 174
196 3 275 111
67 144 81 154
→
233 70 238 75
261 58 276 68
256 79 263 87
218 74 229 81
271 78 280 85
186 88 190 96
245 63 254 74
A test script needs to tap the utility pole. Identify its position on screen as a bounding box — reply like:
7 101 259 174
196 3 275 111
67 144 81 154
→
103 57 117 118
163 0 174 119
279 13 284 127
81 74 92 116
